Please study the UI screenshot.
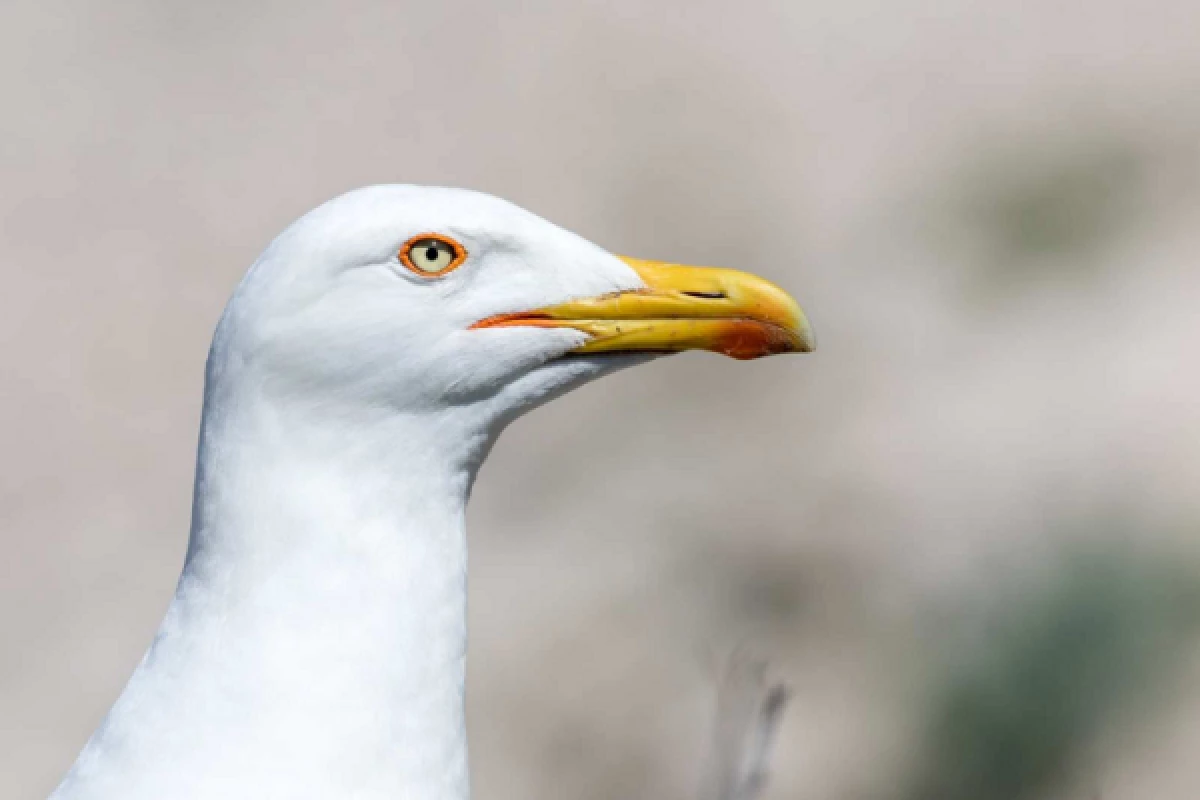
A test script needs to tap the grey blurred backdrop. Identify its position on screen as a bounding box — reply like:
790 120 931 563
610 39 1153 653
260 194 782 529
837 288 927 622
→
3 1 1200 798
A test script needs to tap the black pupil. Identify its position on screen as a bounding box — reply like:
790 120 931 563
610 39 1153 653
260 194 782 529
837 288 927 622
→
424 245 440 262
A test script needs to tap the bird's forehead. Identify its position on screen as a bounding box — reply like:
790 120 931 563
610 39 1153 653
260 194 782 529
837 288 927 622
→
263 185 621 296
298 185 546 246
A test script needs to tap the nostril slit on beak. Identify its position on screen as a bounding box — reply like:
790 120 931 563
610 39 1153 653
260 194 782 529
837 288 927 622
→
682 290 727 300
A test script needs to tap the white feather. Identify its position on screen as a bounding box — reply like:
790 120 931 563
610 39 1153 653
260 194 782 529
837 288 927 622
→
52 186 648 800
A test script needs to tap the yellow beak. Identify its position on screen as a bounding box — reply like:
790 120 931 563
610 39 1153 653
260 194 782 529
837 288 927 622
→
471 256 815 360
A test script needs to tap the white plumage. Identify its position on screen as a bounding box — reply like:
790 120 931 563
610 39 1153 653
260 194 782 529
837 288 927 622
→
51 186 810 800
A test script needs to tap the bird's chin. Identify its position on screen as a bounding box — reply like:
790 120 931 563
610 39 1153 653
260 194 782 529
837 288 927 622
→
487 352 661 424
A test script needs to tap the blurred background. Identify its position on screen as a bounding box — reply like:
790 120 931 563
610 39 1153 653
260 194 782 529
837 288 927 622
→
3 1 1199 798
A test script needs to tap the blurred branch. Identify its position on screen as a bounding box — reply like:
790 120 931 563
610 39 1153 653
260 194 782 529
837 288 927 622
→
698 654 790 800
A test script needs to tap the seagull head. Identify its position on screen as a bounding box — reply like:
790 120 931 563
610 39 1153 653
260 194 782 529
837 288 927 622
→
212 185 813 432
51 185 816 799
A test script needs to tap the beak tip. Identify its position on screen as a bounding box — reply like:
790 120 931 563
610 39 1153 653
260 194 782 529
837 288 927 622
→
793 318 816 354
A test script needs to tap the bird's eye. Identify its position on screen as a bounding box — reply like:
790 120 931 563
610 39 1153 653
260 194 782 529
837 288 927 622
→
400 234 467 277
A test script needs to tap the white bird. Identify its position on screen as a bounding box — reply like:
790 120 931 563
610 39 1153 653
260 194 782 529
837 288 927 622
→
51 185 813 800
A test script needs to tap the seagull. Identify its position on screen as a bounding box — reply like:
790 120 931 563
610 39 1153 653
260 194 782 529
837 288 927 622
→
50 185 813 800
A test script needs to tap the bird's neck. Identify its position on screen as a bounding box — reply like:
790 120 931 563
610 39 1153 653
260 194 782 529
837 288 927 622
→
59 384 490 800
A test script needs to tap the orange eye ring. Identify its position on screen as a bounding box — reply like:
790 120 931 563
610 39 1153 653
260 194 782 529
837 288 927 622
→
399 233 468 277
